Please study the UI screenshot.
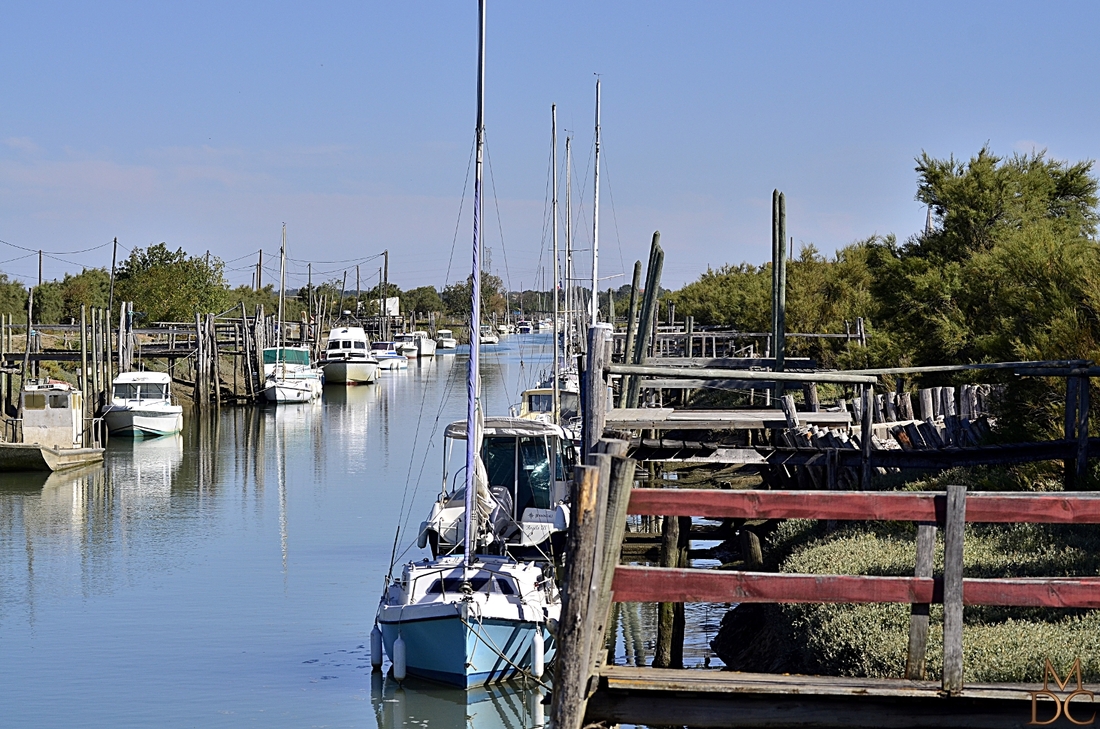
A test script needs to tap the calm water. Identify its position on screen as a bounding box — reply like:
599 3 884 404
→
0 335 559 729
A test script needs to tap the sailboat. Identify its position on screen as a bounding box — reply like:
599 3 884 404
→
375 0 559 688
264 224 324 403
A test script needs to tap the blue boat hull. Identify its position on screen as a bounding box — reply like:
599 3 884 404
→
379 613 555 688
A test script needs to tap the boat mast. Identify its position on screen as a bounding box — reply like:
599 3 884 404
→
551 104 560 425
564 135 573 361
590 78 601 327
277 223 287 371
464 0 486 567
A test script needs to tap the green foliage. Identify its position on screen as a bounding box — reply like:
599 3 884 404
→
441 273 505 317
115 243 228 323
0 273 28 323
402 285 444 314
34 268 111 323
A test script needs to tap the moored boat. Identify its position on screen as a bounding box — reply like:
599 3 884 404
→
321 327 380 384
263 346 324 402
0 380 103 472
478 325 499 345
371 342 410 370
435 329 458 349
102 371 184 437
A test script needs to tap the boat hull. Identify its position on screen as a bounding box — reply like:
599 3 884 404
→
375 355 408 370
322 360 380 384
379 611 554 688
103 408 183 437
264 379 322 403
0 443 104 472
416 338 437 357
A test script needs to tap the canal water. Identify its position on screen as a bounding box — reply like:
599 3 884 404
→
0 332 721 728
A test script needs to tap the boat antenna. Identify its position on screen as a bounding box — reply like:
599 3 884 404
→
551 104 560 425
463 0 486 568
590 77 601 327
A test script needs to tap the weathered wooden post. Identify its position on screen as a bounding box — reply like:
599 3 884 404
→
590 443 636 675
1076 373 1090 488
942 483 967 694
772 190 787 398
1066 377 1080 489
583 324 613 459
80 305 89 441
618 260 642 405
860 385 873 489
905 522 936 679
625 234 663 408
551 464 602 729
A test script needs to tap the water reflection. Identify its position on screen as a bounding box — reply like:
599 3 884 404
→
371 674 546 729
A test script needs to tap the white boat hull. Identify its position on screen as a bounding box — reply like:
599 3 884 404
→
436 338 458 349
103 407 184 437
416 337 437 357
378 609 554 688
375 355 408 370
322 360 380 384
264 378 322 403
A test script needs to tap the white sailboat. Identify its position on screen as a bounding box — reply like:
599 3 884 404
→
375 1 559 688
264 225 324 403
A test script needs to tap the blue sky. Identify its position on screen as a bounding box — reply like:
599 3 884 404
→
1 1 1097 293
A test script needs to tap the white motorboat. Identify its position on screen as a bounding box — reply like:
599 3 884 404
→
263 346 324 403
377 3 559 689
371 342 409 370
102 371 184 437
537 318 553 332
478 326 499 345
516 320 533 334
412 331 437 357
321 327 380 384
393 333 419 358
435 329 458 349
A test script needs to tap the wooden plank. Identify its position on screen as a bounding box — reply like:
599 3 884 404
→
767 439 1098 470
606 408 852 430
626 488 1100 524
647 356 817 369
610 566 1100 608
608 363 877 385
905 523 935 680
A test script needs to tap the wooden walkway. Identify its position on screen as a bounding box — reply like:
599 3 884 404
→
606 407 852 431
586 666 1044 728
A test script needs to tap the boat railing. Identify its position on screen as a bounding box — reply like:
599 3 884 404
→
81 416 105 448
0 416 21 444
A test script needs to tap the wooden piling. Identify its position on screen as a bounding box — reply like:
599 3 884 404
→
942 483 966 694
618 261 643 404
904 522 935 680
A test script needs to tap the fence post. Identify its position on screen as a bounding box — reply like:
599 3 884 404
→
905 522 936 679
942 483 967 694
1066 377 1081 489
860 385 873 490
1076 374 1090 488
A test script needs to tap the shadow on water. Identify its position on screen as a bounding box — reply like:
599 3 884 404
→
370 673 547 729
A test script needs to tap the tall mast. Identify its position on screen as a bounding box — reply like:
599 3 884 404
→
565 135 573 360
277 223 287 359
590 78 601 326
464 0 486 566
551 104 560 425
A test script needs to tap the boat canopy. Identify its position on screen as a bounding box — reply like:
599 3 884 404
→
113 371 171 384
263 348 311 365
444 417 569 441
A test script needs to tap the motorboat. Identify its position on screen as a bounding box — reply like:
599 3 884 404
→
393 333 419 358
537 319 553 332
102 371 184 437
0 380 104 472
411 331 437 357
514 384 580 427
321 326 380 384
263 346 324 402
371 342 410 370
418 417 574 561
377 3 559 689
516 320 533 334
435 329 458 349
478 326 499 345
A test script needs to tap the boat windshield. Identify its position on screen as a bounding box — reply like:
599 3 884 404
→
481 435 552 515
114 383 168 400
526 393 552 413
263 349 311 366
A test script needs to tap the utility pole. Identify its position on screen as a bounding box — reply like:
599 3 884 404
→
383 249 389 340
355 265 361 315
38 250 42 289
107 237 118 319
308 262 312 315
257 249 263 291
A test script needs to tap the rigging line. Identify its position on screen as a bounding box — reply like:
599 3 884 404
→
0 238 112 256
483 139 512 295
601 145 628 277
443 135 478 289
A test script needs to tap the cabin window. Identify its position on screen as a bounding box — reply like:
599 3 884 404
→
48 393 69 409
495 577 516 595
526 394 552 413
556 436 577 481
354 341 366 349
482 436 517 491
328 341 341 350
24 393 46 410
425 576 493 595
342 341 352 349
517 436 552 513
560 392 580 420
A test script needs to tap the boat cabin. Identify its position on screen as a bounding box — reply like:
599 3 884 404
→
262 347 313 375
111 371 172 404
20 380 84 449
517 387 580 423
